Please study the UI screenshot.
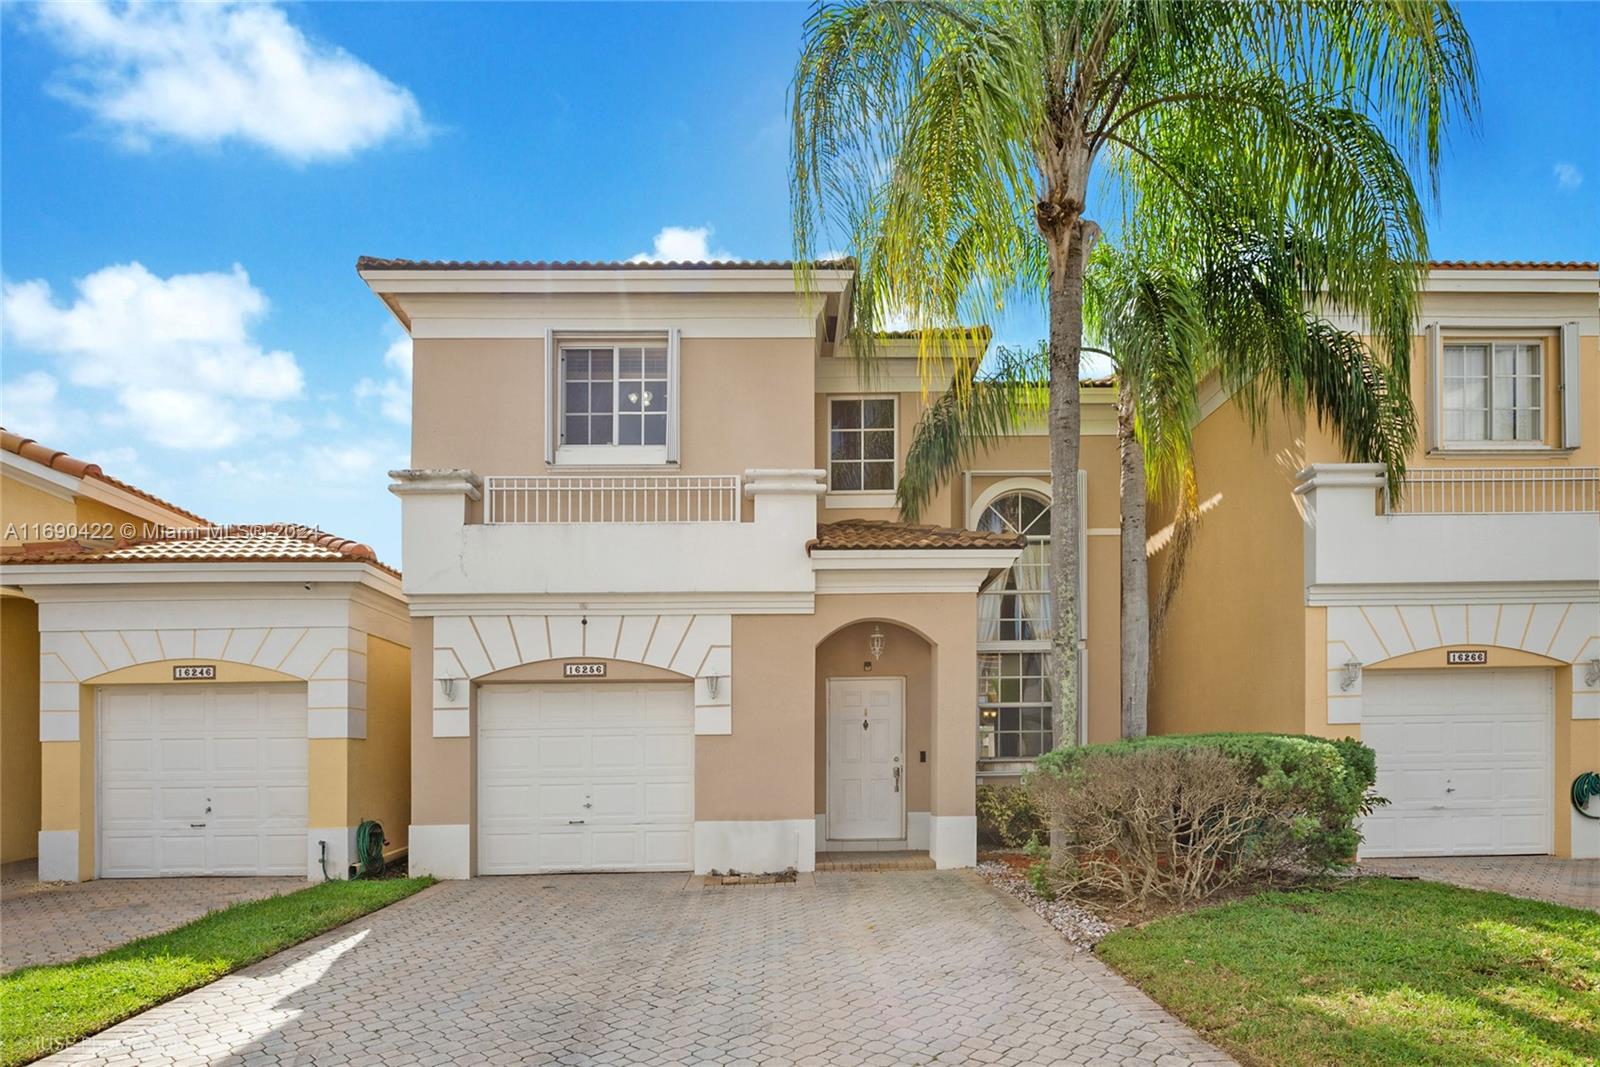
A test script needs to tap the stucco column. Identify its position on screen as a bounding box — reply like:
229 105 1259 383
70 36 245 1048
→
928 614 979 868
37 685 93 881
390 471 481 880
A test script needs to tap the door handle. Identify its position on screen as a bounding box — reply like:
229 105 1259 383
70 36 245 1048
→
568 819 586 825
190 823 207 829
893 766 902 793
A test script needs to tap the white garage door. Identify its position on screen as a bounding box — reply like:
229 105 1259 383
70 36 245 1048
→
477 684 694 874
1360 669 1552 858
98 686 308 877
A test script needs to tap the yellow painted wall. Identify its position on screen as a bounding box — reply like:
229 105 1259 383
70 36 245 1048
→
1148 401 1308 736
351 636 411 857
1 597 41 863
0 477 75 544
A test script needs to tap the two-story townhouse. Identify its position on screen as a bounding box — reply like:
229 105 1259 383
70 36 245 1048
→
1151 262 1600 861
1 431 413 881
363 257 1130 878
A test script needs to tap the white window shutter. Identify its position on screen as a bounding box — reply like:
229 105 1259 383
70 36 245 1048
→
1424 322 1441 451
667 327 682 464
1560 321 1581 448
544 328 558 465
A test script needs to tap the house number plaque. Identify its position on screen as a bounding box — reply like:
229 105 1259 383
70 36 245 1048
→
1446 650 1487 665
563 662 607 678
172 665 217 680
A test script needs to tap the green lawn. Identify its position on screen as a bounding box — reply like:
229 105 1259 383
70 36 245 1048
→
0 876 432 1066
1097 877 1600 1067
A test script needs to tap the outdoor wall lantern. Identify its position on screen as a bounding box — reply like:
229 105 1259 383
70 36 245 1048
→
1339 660 1362 692
869 624 887 661
705 674 724 700
1586 659 1600 688
438 677 462 701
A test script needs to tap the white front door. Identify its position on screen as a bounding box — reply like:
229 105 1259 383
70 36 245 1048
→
98 685 308 877
1360 668 1553 858
826 677 904 840
477 683 694 873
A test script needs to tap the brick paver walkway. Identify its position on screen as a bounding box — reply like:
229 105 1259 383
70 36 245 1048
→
1 860 303 973
40 871 1236 1066
1361 856 1600 911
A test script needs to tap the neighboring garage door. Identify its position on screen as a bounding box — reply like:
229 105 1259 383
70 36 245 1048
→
1360 669 1553 858
98 685 308 877
477 683 694 874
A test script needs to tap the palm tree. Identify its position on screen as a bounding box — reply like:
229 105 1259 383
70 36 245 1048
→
896 237 1416 741
792 1 1475 748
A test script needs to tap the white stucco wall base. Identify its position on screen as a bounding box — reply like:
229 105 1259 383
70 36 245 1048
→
930 815 978 869
409 824 472 879
308 826 358 881
38 830 78 882
1573 809 1600 860
694 819 816 874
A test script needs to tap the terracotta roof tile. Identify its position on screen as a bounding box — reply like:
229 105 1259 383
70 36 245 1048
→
357 256 853 272
2 523 398 578
1428 260 1597 272
808 519 1025 553
1 428 210 525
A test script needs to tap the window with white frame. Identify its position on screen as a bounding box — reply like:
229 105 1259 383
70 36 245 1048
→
975 490 1055 759
1442 341 1543 445
558 341 672 460
828 397 896 491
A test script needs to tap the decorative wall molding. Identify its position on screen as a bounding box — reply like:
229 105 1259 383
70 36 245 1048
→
431 611 733 737
1323 600 1600 723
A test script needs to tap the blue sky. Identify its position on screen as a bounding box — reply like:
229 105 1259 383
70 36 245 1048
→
2 1 1596 563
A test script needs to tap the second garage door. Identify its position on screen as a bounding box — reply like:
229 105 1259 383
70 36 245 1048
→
477 683 694 874
98 685 308 877
1359 668 1553 858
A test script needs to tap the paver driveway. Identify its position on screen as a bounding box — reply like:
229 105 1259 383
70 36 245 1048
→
1360 856 1600 911
39 871 1235 1066
0 861 302 973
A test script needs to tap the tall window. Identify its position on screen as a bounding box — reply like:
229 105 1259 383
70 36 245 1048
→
976 490 1053 759
828 397 896 491
1442 341 1542 444
560 345 670 448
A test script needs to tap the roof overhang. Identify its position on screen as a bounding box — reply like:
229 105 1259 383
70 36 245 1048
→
810 547 1022 595
0 560 404 601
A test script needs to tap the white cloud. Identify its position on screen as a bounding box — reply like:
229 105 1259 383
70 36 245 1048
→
1554 162 1584 190
355 335 412 424
33 1 426 162
629 226 736 263
0 371 64 438
2 261 304 450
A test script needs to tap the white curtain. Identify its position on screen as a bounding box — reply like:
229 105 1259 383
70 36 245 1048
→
1013 542 1050 640
977 579 1002 643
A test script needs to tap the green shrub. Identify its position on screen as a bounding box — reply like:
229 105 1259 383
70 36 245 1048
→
976 783 1045 848
1029 732 1380 904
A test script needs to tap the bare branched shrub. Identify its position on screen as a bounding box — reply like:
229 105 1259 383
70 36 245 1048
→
1028 747 1290 908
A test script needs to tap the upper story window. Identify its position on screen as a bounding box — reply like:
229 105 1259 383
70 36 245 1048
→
828 397 896 492
551 335 677 466
1442 341 1543 445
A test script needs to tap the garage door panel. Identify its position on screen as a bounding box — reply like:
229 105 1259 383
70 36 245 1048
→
535 735 588 774
1359 669 1551 859
643 733 693 770
99 685 307 877
477 684 694 873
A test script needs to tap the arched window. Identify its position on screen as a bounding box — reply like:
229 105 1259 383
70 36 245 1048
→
975 490 1053 759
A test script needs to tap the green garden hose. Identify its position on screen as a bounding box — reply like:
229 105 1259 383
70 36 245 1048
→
1573 773 1600 821
355 819 387 877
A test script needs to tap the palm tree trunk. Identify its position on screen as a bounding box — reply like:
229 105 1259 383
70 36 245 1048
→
1116 380 1150 739
1041 211 1097 754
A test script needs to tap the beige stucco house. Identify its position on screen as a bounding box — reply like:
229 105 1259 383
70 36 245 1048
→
362 255 1597 878
1 432 412 882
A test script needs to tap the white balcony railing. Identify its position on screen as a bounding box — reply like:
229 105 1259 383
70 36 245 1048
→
483 474 742 524
1386 466 1599 515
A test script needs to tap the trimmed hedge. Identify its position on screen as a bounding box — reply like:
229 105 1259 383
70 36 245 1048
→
1032 732 1379 871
